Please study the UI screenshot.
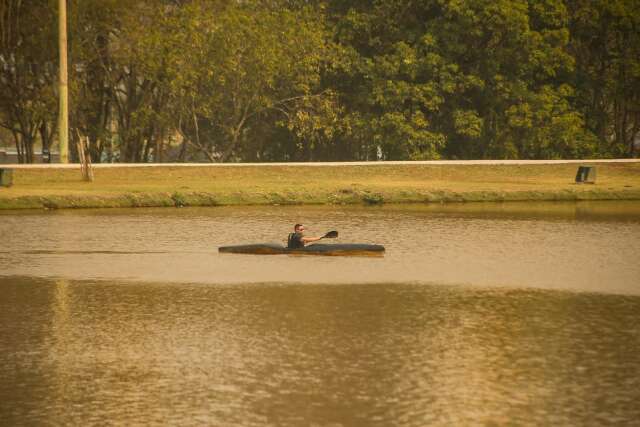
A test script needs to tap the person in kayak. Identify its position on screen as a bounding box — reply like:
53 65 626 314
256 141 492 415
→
287 224 325 249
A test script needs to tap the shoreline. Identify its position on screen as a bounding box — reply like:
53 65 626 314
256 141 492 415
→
2 188 640 211
1 161 639 210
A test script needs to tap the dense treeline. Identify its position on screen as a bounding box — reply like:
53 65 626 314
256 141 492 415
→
1 0 638 163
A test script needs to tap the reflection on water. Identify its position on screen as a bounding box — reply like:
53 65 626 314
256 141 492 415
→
1 203 640 425
1 202 639 294
0 278 639 425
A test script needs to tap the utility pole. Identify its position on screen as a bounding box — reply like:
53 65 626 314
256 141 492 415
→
58 0 69 163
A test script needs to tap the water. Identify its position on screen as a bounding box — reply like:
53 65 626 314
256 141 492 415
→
1 202 639 425
1 202 640 293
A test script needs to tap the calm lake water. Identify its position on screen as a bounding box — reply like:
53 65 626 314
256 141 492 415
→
1 202 639 425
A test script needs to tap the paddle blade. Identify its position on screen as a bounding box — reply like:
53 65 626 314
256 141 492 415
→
323 230 338 238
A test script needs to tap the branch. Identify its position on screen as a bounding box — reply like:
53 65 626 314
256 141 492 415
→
246 90 332 121
177 118 217 162
0 119 20 134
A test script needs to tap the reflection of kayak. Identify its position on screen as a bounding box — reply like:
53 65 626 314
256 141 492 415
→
218 243 385 256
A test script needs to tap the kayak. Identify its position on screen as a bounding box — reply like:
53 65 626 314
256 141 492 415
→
218 243 385 256
219 243 385 256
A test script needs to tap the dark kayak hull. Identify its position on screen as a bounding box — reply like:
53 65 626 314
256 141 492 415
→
218 243 385 256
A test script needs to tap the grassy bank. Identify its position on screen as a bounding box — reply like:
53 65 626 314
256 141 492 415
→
1 162 640 210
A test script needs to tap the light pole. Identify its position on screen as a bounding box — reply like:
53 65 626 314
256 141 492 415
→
58 0 69 163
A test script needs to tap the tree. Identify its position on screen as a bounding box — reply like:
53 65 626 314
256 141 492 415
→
157 1 335 161
323 0 599 160
0 0 57 163
3 0 637 162
569 0 640 157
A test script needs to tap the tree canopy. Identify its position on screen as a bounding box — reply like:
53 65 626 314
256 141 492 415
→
1 0 638 162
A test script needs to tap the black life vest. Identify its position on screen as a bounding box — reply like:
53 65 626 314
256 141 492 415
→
287 232 304 249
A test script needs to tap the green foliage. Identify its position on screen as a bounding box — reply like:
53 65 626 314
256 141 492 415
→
453 110 483 139
2 0 638 162
568 0 640 157
144 1 336 161
0 0 58 162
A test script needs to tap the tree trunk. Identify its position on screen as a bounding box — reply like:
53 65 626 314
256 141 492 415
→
12 130 23 163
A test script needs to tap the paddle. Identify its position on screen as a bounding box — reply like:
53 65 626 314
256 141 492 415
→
322 230 338 239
